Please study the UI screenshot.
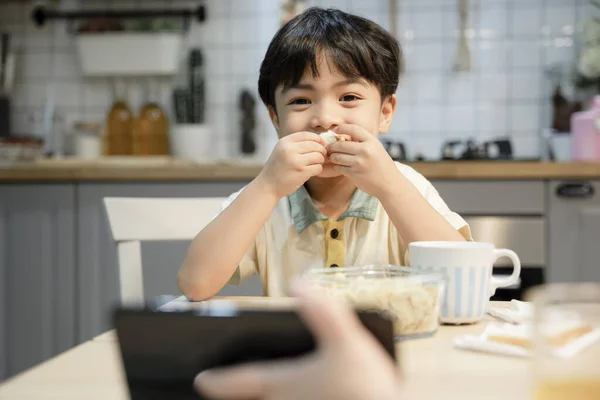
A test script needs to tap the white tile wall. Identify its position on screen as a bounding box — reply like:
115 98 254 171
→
0 0 592 160
512 6 543 36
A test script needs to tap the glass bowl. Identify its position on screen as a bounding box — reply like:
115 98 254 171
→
303 265 447 340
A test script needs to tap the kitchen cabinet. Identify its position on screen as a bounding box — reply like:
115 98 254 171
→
432 181 545 215
0 181 262 382
0 184 76 381
547 180 600 283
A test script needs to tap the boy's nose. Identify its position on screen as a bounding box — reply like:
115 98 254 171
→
311 105 342 132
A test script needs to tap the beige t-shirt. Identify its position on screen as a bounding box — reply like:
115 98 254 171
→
220 162 472 296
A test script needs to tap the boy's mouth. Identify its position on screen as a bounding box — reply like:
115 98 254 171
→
319 130 350 145
320 130 340 145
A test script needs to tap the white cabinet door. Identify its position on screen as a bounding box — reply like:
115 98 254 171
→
548 180 600 283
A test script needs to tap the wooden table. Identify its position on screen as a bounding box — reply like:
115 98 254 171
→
0 298 531 400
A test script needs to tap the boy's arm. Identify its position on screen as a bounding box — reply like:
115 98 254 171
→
177 177 279 300
177 131 327 300
378 169 467 244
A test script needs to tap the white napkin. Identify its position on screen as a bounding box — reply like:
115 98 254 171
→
454 309 600 359
486 300 533 324
453 323 531 358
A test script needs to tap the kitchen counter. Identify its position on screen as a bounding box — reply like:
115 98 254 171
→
0 157 600 181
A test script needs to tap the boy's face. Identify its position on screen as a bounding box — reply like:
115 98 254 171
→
268 53 397 178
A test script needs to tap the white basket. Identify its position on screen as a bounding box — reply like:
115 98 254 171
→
75 33 182 77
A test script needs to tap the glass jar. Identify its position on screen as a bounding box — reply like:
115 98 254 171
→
527 283 600 400
106 81 133 155
132 79 170 156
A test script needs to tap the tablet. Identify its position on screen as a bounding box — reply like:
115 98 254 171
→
114 304 396 399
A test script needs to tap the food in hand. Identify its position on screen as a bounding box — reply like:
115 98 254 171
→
320 130 346 145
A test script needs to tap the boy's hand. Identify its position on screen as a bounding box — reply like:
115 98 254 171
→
328 124 400 198
257 132 327 199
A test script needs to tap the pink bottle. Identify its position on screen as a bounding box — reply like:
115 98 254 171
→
571 95 600 162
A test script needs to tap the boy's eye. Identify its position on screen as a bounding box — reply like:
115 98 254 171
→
340 94 359 102
289 98 311 105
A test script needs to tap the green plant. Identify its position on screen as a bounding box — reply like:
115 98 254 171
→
574 1 600 91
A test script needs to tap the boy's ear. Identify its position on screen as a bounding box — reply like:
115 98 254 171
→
268 105 280 131
379 94 397 134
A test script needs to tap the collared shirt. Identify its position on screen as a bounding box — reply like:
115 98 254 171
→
221 162 472 296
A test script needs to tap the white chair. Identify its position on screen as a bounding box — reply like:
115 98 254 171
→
103 197 226 306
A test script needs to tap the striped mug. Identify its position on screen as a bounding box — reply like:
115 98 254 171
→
409 241 521 324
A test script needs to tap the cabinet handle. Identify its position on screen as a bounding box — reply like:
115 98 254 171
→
556 182 595 199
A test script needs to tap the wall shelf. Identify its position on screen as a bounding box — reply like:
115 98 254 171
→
31 4 207 33
28 3 207 77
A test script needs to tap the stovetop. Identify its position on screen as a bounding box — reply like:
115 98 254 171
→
382 137 541 163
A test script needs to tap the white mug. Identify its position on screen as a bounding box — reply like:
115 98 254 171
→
409 241 521 324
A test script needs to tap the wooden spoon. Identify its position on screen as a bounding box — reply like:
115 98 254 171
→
454 0 472 72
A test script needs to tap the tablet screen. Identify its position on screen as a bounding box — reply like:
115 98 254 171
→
115 307 395 399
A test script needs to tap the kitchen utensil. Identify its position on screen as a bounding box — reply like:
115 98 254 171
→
409 241 521 325
280 0 308 26
483 138 513 160
388 0 398 39
3 52 16 95
0 32 10 92
303 265 447 340
42 82 58 156
172 87 191 124
461 139 484 159
441 138 513 160
188 48 204 124
381 139 406 161
441 140 466 160
454 0 471 72
239 90 256 154
0 94 10 137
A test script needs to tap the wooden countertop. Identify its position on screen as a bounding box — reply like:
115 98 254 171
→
0 157 600 182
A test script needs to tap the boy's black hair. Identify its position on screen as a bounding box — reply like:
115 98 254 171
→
258 7 404 111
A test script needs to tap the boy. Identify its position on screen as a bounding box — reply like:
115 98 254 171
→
178 8 471 300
